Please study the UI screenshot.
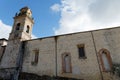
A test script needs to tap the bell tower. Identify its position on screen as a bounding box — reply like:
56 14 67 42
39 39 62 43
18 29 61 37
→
0 7 34 69
9 6 34 41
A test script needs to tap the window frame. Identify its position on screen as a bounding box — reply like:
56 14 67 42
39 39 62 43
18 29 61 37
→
77 44 87 59
99 48 112 72
31 49 39 66
26 25 30 33
62 53 72 73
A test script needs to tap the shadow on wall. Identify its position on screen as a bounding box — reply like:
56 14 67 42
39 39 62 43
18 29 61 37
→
19 72 83 80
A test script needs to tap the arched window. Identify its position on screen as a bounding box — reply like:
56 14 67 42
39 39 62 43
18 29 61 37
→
16 23 20 30
26 25 30 33
62 53 72 73
99 49 112 72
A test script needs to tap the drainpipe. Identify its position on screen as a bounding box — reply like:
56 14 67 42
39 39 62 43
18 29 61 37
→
54 36 58 77
91 32 103 80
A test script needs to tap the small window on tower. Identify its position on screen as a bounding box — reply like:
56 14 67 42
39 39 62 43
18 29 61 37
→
26 25 30 33
16 23 20 30
77 44 86 59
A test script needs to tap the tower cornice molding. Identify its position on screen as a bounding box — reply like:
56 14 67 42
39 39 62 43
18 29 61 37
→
13 15 34 24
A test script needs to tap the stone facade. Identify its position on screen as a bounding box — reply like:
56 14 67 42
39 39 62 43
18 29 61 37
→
0 7 120 80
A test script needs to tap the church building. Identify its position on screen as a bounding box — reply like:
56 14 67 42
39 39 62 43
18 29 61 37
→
0 7 120 80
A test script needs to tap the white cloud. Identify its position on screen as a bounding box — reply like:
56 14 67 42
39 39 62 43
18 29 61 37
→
51 4 61 12
0 20 37 39
51 0 120 35
0 20 11 39
32 35 37 39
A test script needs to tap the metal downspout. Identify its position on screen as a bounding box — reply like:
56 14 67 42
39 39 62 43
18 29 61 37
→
91 31 103 80
55 36 58 77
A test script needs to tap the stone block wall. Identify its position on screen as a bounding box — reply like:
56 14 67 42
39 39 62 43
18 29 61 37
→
22 32 102 80
0 46 5 62
0 40 21 68
1 27 120 80
93 27 120 80
22 38 56 76
56 32 101 80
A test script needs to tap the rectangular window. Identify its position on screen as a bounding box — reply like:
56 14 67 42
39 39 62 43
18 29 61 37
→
77 44 86 59
31 49 39 65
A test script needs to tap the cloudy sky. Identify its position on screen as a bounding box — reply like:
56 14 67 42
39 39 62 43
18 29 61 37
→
0 0 120 39
52 0 120 34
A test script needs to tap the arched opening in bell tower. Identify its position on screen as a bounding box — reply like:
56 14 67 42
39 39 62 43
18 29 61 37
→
16 23 20 30
26 25 30 33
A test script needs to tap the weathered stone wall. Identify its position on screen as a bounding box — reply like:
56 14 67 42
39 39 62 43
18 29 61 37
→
0 46 5 62
0 68 15 79
93 27 120 63
93 27 120 80
22 38 56 76
56 32 101 80
1 26 120 80
22 32 101 80
0 40 21 68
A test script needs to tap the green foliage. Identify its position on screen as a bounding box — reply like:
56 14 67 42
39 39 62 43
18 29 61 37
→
112 63 120 77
